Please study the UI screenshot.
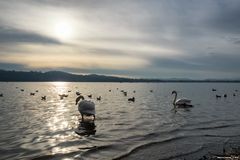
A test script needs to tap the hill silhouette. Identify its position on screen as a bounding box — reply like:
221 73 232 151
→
0 69 240 82
0 70 148 82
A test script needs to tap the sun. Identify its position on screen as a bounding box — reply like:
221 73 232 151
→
53 21 74 41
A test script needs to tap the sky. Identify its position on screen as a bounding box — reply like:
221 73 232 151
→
0 0 240 79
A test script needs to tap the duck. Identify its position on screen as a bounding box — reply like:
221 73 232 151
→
216 95 221 98
212 88 217 91
87 94 92 98
172 90 193 107
128 97 135 102
0 93 3 97
59 94 68 100
30 93 35 96
41 96 46 100
224 94 227 98
97 96 101 101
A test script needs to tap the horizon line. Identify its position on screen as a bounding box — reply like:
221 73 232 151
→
1 69 240 82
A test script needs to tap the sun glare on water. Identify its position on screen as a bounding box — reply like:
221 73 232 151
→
51 82 68 87
51 82 69 95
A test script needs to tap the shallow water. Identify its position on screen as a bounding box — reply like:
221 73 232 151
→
0 82 240 160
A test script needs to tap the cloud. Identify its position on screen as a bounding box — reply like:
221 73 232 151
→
0 26 61 44
0 62 27 71
206 0 240 34
150 58 204 70
149 52 240 78
0 0 240 79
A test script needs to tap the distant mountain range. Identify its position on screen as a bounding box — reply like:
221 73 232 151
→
0 69 240 82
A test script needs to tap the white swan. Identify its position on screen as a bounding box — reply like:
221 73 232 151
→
76 95 95 121
172 90 193 107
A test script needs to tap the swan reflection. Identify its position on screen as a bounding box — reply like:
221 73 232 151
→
75 121 96 136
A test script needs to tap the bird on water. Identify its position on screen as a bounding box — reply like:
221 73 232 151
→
172 90 193 108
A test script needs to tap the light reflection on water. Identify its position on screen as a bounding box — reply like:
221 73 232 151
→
0 82 240 160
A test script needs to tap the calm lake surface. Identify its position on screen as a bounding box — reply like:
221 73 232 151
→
0 82 240 160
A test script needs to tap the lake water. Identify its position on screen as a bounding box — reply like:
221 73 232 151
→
0 82 240 160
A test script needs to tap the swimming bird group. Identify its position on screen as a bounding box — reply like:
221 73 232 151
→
171 88 238 109
3 85 239 120
212 88 237 99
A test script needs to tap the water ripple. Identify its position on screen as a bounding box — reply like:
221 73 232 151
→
0 82 240 160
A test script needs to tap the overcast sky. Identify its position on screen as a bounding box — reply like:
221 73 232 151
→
0 0 240 79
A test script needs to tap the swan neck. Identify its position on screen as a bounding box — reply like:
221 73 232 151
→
76 95 85 105
173 92 177 105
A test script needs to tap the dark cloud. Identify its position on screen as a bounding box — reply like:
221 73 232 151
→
226 37 240 45
0 62 27 71
82 47 130 57
150 57 205 71
150 53 240 73
207 1 240 34
193 53 240 72
0 26 61 44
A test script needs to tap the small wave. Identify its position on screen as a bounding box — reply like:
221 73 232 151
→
183 123 240 131
160 145 204 160
183 119 236 128
95 116 113 120
203 134 240 138
79 144 117 158
114 123 131 126
30 145 100 160
113 135 199 160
